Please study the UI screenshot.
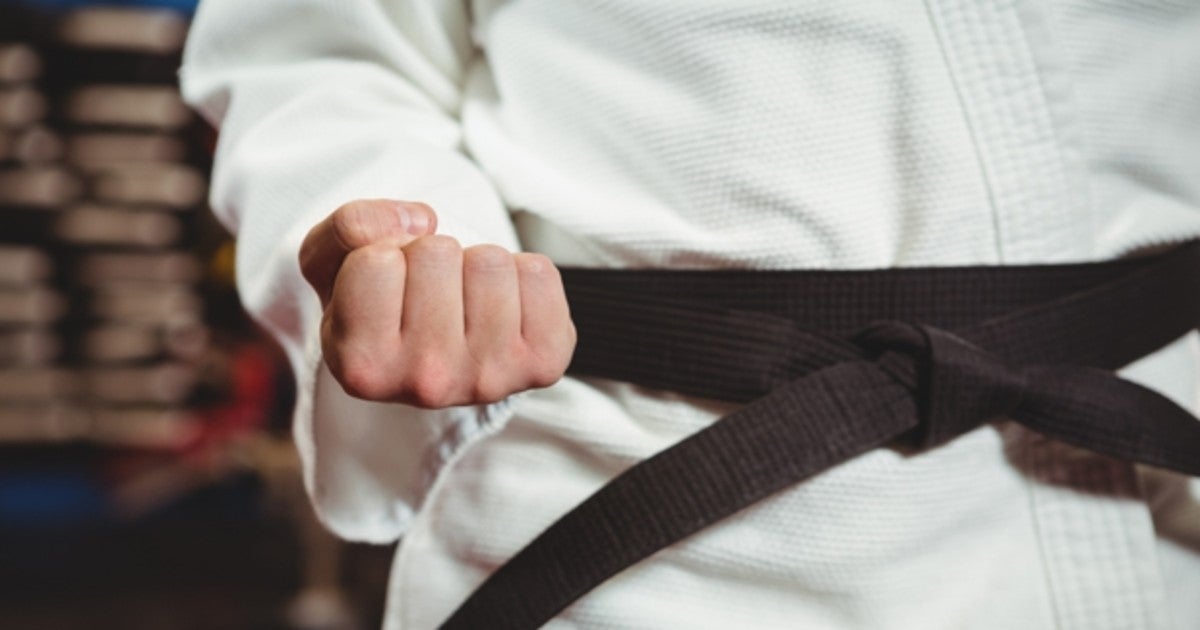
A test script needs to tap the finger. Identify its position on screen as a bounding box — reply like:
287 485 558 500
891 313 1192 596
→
399 236 466 388
300 199 436 307
515 253 575 387
324 242 406 400
462 245 521 400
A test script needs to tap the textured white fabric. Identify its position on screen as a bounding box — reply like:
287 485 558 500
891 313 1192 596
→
181 1 1200 628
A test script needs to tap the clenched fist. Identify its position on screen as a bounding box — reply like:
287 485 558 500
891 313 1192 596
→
299 199 576 408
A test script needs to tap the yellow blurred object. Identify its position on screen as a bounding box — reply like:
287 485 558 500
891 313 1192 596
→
210 239 237 287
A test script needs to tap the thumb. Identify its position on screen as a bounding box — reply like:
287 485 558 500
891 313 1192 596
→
299 199 438 307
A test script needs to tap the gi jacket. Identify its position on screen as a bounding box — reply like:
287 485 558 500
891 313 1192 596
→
181 1 1200 628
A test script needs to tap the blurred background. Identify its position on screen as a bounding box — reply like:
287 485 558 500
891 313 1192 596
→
0 1 392 627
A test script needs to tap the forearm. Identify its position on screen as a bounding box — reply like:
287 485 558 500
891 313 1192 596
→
180 0 521 542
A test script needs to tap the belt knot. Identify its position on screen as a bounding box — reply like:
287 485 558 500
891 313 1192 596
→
854 321 1027 449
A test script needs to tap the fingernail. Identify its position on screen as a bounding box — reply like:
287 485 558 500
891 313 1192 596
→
397 202 430 235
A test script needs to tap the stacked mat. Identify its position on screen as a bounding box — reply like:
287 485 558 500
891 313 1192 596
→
0 4 209 447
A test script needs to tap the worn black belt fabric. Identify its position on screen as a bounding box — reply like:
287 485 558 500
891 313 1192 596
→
441 241 1200 630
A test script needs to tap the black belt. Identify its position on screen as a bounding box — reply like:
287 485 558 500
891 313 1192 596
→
441 241 1200 630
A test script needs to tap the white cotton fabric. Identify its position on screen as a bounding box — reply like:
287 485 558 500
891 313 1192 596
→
180 1 1200 628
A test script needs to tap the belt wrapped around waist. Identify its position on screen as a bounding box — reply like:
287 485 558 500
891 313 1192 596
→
441 241 1200 630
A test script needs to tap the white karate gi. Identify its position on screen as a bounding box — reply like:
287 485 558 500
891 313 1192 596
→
181 1 1200 627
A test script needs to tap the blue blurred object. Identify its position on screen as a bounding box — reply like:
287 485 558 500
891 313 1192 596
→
0 471 109 528
0 0 197 15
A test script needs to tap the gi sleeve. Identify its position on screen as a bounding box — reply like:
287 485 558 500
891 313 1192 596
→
180 0 521 543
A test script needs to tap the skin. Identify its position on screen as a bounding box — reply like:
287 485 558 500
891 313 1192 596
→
299 199 577 408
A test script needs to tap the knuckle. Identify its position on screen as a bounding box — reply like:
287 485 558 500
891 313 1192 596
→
298 231 320 274
331 201 385 249
470 373 510 404
462 244 513 272
466 343 522 401
411 234 461 253
504 335 531 361
525 358 567 389
334 350 395 401
526 330 575 388
299 256 322 291
514 252 558 277
298 232 333 292
345 241 404 270
403 355 461 408
405 235 462 267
